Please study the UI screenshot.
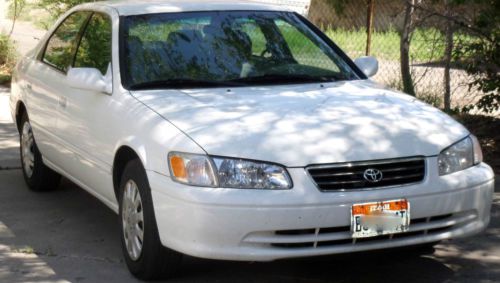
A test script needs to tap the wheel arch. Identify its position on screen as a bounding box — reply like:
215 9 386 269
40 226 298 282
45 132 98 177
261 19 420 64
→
112 144 147 202
15 100 27 133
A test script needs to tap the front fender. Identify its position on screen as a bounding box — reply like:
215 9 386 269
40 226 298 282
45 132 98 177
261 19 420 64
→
112 117 206 177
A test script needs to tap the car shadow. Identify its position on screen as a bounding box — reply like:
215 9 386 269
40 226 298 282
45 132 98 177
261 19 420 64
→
177 250 455 283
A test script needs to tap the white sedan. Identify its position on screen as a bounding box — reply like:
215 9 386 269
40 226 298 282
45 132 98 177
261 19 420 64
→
9 0 494 280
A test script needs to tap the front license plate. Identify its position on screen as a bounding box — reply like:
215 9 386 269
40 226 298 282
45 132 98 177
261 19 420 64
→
351 199 410 238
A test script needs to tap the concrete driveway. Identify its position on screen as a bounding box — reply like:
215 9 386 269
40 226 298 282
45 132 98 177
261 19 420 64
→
1 86 499 283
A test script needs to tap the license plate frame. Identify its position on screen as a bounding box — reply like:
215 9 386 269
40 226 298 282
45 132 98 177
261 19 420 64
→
351 199 410 238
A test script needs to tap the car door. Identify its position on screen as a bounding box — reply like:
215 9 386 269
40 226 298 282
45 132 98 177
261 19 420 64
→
24 11 91 166
56 12 117 203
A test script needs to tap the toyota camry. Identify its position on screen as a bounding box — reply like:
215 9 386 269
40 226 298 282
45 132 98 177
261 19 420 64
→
9 0 494 280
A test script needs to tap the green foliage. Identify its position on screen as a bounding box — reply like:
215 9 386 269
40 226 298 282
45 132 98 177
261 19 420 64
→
7 0 29 21
7 0 54 30
43 11 91 72
129 22 182 42
0 35 16 66
36 0 92 19
31 0 94 29
452 1 499 113
0 34 17 85
74 14 112 75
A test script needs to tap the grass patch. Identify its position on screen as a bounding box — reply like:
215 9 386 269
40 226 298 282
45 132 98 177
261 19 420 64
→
324 28 473 63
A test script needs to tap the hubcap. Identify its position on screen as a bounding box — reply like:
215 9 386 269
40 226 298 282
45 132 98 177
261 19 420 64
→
122 180 144 261
21 122 35 178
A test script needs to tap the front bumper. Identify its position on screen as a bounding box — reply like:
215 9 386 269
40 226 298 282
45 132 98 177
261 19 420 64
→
149 159 494 261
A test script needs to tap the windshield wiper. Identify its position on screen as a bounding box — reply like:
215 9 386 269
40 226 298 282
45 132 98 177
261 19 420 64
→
129 74 344 90
129 78 242 90
227 74 343 85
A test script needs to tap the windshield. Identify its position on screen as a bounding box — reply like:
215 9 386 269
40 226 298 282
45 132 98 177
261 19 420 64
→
121 11 360 90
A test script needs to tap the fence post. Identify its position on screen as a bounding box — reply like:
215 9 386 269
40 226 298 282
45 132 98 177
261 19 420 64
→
365 0 375 56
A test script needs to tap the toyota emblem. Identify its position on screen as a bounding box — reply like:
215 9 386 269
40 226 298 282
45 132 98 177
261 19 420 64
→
363 168 383 182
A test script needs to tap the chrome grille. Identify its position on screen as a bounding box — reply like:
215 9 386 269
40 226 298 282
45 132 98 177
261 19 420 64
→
307 157 426 191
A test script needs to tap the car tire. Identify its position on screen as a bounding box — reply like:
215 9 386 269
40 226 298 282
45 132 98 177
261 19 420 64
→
19 112 61 191
119 159 182 280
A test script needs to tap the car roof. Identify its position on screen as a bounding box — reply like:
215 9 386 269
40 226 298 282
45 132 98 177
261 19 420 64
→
86 0 288 16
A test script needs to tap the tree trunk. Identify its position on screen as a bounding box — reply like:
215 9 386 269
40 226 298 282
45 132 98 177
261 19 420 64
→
365 0 375 56
8 0 18 38
443 9 454 112
400 0 416 96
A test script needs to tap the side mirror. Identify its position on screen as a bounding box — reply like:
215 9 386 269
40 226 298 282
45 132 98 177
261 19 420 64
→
67 67 112 94
354 56 379 78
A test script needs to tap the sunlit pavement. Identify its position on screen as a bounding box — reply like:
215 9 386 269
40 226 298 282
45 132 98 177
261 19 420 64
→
1 85 499 282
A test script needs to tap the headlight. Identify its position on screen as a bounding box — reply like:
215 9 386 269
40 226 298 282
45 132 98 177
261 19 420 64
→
212 157 292 189
168 152 292 189
438 135 482 176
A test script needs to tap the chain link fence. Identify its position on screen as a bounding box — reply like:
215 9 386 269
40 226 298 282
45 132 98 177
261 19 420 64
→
307 0 485 111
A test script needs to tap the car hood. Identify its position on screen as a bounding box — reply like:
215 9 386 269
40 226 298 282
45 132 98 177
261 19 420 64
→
131 80 469 167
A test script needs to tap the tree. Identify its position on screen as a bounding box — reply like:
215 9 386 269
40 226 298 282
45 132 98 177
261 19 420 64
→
411 0 499 112
36 0 93 20
400 0 419 96
453 0 499 113
7 0 27 37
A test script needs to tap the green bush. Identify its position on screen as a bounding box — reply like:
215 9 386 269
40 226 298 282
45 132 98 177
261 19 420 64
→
0 34 17 85
7 0 30 22
453 1 500 113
